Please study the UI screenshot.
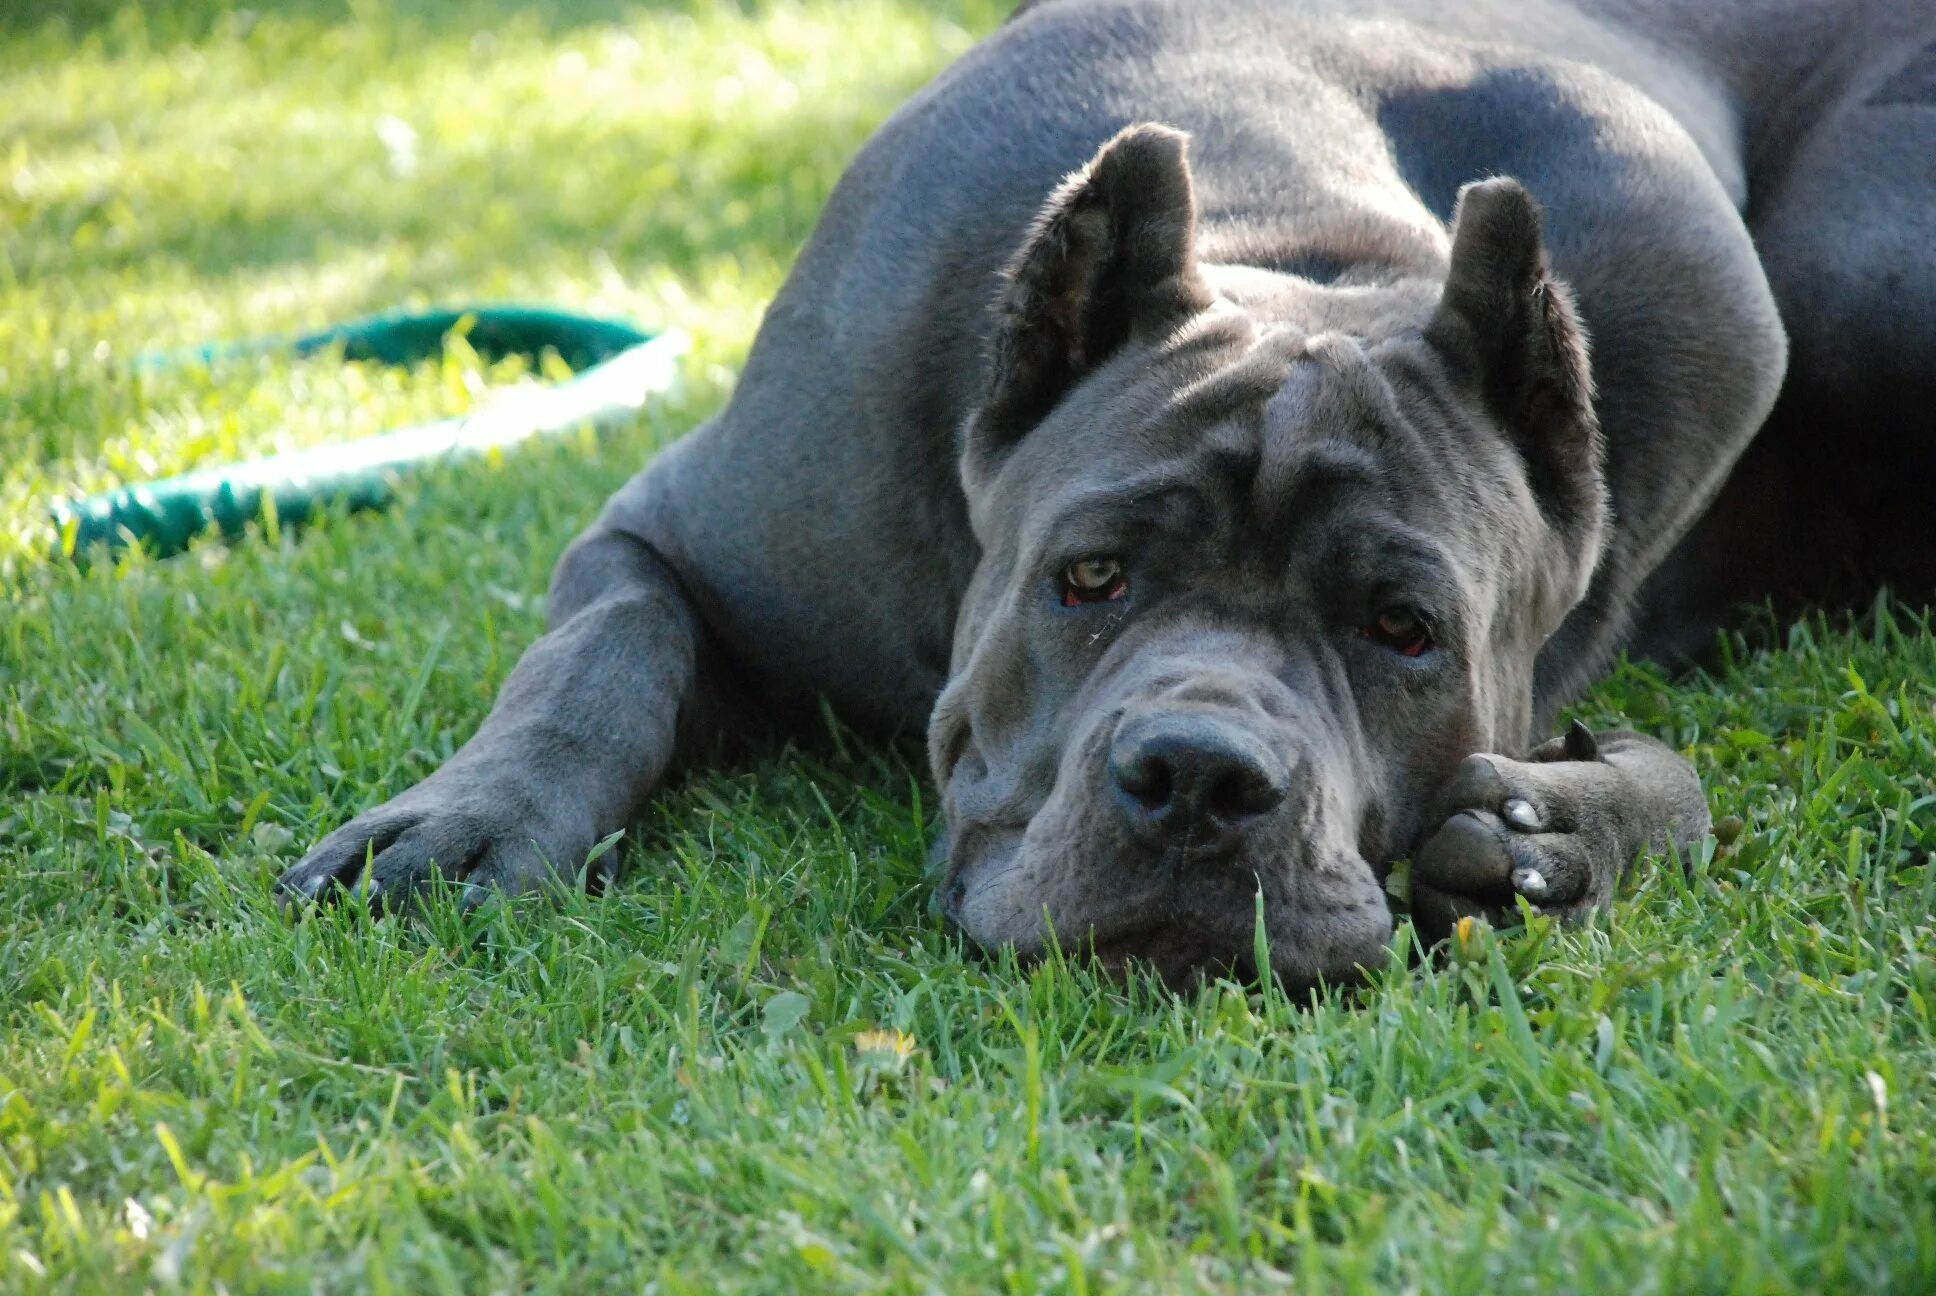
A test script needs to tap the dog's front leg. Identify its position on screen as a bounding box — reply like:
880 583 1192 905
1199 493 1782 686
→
1408 724 1711 945
277 524 703 910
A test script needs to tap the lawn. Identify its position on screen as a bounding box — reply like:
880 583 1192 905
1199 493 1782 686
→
3 1 1933 1291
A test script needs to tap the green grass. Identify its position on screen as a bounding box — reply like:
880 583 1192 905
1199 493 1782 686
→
3 1 1934 1290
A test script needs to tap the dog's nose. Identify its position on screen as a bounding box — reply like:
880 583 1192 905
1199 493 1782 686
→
1109 713 1288 843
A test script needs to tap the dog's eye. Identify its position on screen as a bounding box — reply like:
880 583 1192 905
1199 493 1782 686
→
1364 606 1433 657
1061 556 1128 606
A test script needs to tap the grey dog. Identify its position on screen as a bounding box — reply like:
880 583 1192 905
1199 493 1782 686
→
280 0 1936 989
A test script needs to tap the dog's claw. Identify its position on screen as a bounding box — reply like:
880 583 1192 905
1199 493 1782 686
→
1505 798 1542 831
1512 866 1550 900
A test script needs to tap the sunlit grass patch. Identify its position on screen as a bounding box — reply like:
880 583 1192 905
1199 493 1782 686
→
0 0 1000 570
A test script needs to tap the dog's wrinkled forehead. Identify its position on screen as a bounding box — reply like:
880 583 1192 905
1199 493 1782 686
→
993 316 1464 549
1255 330 1426 507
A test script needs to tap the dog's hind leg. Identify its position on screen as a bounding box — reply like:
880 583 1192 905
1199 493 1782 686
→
1747 22 1936 594
277 512 721 910
1636 20 1936 657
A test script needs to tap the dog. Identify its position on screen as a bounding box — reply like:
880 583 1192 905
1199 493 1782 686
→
279 0 1936 989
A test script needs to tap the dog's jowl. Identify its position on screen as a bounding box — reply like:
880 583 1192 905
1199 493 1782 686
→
280 0 1936 989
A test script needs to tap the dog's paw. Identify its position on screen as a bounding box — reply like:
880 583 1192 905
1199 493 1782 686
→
274 777 602 913
1410 721 1637 946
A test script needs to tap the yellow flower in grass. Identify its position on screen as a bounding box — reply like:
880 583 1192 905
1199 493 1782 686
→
850 1028 919 1098
852 1029 916 1061
1450 914 1491 966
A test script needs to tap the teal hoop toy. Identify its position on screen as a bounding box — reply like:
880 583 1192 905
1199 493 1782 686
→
54 306 686 561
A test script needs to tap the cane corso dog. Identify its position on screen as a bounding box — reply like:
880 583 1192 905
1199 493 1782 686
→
279 0 1936 989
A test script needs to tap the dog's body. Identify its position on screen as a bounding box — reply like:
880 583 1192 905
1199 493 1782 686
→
282 0 1936 986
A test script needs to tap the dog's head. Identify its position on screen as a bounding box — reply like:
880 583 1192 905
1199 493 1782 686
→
928 124 1609 990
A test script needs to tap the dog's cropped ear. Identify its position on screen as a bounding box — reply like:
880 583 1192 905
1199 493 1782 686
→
1425 178 1605 540
969 123 1213 464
